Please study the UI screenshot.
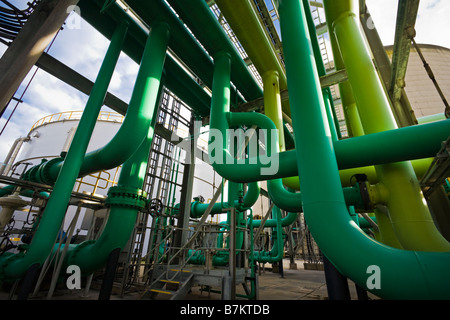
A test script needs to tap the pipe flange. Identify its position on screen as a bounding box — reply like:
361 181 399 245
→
25 164 41 183
38 157 63 185
67 239 96 266
105 186 148 210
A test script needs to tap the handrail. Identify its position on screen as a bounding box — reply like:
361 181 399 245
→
29 110 124 132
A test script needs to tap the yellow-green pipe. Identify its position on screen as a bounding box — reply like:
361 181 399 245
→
214 0 291 116
277 0 450 299
324 0 450 252
263 70 285 152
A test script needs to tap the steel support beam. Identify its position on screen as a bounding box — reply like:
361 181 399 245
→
360 3 417 127
0 0 80 115
390 0 420 102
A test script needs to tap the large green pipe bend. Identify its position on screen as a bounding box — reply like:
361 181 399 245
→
267 178 366 213
208 50 450 183
277 0 450 299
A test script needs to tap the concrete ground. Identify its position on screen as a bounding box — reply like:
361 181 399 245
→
0 259 379 300
184 259 379 301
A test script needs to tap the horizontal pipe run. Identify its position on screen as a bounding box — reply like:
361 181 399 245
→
267 178 366 212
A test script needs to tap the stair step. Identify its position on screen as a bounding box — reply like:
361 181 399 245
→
160 279 180 284
169 268 191 273
150 289 173 295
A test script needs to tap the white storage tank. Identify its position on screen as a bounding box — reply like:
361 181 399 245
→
0 111 124 248
385 44 450 118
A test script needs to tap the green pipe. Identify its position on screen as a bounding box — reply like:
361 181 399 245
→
262 71 285 152
78 0 211 117
65 22 169 274
266 178 365 213
417 113 446 124
190 181 260 218
208 52 283 181
94 0 242 106
334 120 450 170
302 0 340 141
212 0 290 117
54 21 170 180
0 185 48 199
207 52 448 183
165 0 264 101
253 206 284 263
123 0 261 104
251 208 298 229
277 0 450 299
325 0 450 252
0 22 129 280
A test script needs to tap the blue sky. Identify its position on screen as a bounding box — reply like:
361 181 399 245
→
0 0 449 163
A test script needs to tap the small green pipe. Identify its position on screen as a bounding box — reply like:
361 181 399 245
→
0 185 48 199
253 206 283 263
189 182 260 218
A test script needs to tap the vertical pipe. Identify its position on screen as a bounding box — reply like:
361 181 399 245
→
0 21 129 280
276 0 450 300
67 22 170 273
324 0 450 251
263 71 285 152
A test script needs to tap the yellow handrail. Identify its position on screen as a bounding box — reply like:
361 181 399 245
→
30 110 124 132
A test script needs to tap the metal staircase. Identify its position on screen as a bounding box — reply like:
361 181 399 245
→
140 265 194 300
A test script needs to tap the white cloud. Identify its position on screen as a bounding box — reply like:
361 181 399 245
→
366 0 450 49
0 13 140 162
415 0 450 48
365 0 398 46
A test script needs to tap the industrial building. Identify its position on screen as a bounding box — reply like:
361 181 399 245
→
0 0 449 302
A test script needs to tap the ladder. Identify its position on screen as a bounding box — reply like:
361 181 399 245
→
119 89 184 293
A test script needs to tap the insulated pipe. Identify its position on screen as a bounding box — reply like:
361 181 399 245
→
277 0 450 299
0 22 129 280
324 0 450 252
